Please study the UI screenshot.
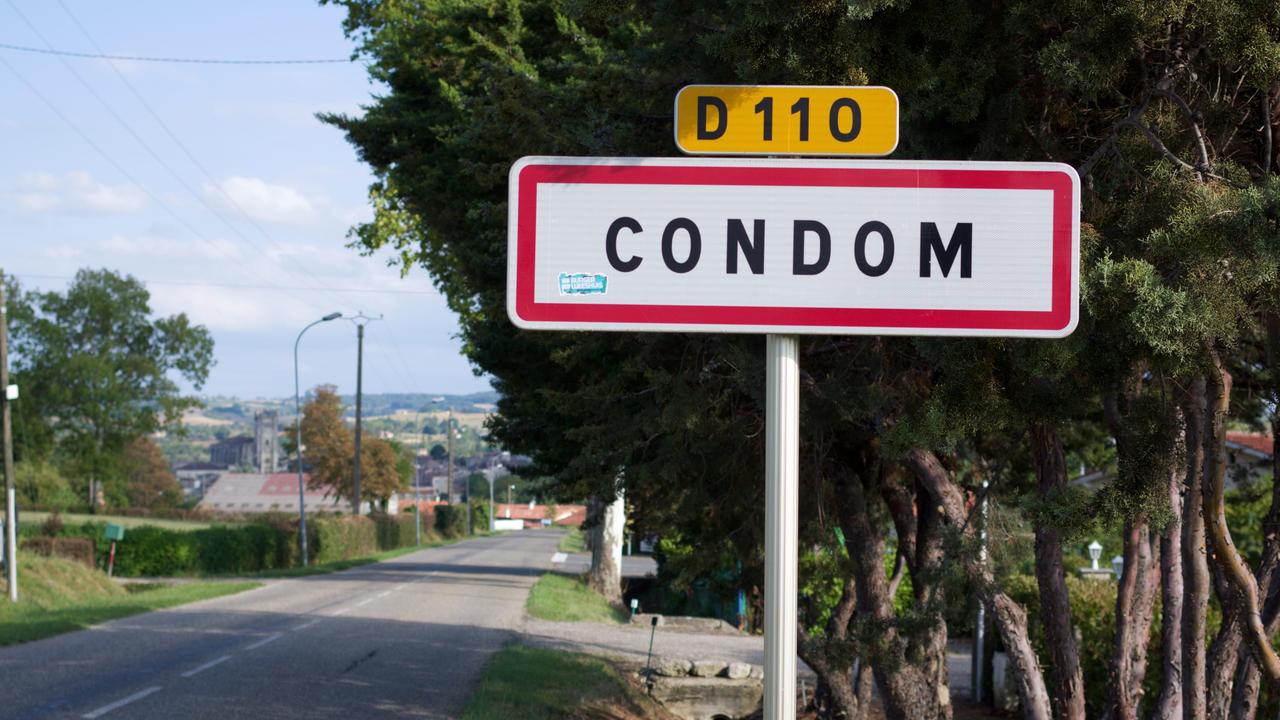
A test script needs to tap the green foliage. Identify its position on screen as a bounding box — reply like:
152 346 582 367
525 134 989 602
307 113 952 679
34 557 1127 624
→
1226 480 1274 569
310 516 378 564
5 269 213 502
14 461 77 511
434 504 467 538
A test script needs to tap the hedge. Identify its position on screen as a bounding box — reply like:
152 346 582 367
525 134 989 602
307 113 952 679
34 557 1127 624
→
435 504 467 538
19 536 96 568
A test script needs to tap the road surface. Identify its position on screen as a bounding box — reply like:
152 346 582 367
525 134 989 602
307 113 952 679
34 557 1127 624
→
0 531 561 719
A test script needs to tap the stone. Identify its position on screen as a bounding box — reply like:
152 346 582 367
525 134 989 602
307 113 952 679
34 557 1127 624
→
690 660 728 678
725 662 751 680
649 676 763 720
654 657 693 677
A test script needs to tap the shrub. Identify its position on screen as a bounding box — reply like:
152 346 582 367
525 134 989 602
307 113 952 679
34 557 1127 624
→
435 504 466 538
20 536 96 568
371 513 418 550
112 525 198 577
311 516 377 563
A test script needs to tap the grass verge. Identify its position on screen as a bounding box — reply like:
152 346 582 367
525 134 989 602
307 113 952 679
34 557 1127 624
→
240 530 492 579
526 573 628 624
0 555 258 646
557 526 586 553
463 644 675 720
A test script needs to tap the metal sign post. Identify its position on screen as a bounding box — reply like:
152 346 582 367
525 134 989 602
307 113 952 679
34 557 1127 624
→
764 334 799 718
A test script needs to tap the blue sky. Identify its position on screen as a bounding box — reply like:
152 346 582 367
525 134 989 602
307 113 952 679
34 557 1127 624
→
0 0 490 400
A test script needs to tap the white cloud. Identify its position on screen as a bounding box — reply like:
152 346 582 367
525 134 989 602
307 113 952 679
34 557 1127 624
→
97 233 243 261
6 170 146 215
206 176 316 225
147 283 316 333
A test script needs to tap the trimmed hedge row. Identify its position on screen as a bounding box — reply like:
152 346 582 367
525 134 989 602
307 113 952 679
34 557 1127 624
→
24 508 466 577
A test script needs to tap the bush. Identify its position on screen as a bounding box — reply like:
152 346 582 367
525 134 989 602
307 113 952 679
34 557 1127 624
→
371 512 417 551
435 504 467 538
311 516 377 563
20 536 96 568
112 525 198 576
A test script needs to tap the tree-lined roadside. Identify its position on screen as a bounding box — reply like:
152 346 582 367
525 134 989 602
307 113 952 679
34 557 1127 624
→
323 1 1280 717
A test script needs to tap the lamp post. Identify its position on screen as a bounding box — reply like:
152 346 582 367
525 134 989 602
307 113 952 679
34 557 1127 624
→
294 311 342 566
1112 555 1125 579
1088 541 1103 571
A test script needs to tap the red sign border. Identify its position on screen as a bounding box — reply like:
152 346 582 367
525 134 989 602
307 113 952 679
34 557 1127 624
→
512 161 1076 335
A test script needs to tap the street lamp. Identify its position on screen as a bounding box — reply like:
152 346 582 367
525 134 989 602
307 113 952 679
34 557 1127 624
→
294 311 342 566
1088 541 1103 571
1112 555 1125 579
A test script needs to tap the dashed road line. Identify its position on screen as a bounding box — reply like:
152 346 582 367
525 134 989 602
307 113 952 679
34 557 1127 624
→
376 591 391 599
180 655 231 678
81 686 162 719
354 598 373 607
246 632 283 650
294 618 321 631
331 607 351 616
393 583 409 592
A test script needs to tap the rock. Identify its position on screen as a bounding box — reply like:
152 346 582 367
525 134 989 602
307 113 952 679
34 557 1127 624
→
690 660 728 678
726 662 752 680
649 676 763 720
654 657 693 677
748 665 764 679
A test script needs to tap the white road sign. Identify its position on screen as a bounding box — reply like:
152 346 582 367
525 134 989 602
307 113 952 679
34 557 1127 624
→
507 156 1079 337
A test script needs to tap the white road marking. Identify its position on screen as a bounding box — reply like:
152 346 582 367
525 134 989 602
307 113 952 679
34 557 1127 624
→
376 591 391 599
354 598 373 607
393 584 409 592
82 686 162 718
180 656 231 678
294 619 321 631
551 552 567 563
246 632 283 650
331 608 351 616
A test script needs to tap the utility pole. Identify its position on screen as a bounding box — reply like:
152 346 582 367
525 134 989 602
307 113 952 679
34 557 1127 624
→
1 270 17 602
348 312 381 515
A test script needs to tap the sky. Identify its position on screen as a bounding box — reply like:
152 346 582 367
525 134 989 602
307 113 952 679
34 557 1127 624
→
0 0 491 400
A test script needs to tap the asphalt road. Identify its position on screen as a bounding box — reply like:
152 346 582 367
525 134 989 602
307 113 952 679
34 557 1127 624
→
0 530 562 720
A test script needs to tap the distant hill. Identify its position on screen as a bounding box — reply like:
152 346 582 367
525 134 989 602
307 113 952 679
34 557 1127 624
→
194 391 500 419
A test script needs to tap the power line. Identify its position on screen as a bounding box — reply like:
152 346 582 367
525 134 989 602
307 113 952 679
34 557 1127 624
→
0 41 352 65
11 274 439 296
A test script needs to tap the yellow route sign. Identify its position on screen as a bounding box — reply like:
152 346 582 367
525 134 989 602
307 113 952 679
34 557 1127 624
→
674 85 899 157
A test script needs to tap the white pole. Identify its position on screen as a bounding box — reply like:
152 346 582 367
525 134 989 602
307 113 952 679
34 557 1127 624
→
764 334 799 719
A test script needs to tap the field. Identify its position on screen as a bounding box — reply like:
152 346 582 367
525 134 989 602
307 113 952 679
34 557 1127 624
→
21 511 230 532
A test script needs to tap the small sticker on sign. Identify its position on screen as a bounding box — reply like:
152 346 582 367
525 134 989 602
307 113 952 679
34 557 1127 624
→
559 273 608 296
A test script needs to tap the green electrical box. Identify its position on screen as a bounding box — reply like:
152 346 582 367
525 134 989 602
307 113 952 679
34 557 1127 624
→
104 523 125 542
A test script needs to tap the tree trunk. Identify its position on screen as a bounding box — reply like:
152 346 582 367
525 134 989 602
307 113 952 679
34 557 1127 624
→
1029 421 1086 720
1154 414 1186 720
1105 518 1160 720
798 576 872 720
836 463 951 720
1182 377 1209 720
1203 353 1280 686
588 490 624 605
904 448 1052 720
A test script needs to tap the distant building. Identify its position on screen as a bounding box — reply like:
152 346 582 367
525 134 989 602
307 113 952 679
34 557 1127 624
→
254 411 281 473
1227 432 1274 487
209 436 255 469
210 412 282 472
173 462 227 501
491 502 586 528
198 473 388 515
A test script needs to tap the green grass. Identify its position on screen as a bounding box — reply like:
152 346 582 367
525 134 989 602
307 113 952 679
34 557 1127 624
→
23 511 227 532
526 573 628 624
240 530 493 579
557 527 586 553
0 555 258 646
463 644 672 720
